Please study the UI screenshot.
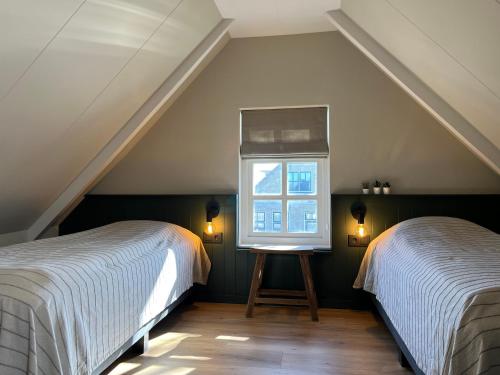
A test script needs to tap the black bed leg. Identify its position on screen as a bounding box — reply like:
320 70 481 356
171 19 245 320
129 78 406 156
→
398 349 410 368
133 332 149 354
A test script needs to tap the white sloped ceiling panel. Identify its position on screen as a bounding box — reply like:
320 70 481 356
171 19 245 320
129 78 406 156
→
0 0 221 234
388 0 500 98
51 0 222 191
341 0 500 152
0 0 84 99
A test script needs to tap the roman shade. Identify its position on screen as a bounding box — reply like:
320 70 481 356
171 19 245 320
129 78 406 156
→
240 107 329 158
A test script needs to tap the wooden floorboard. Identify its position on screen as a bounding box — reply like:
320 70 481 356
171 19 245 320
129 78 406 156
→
104 302 413 375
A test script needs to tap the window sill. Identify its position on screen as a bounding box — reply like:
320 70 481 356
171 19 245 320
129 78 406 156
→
236 246 332 253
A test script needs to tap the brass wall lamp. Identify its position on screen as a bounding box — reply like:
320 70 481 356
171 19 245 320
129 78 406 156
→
204 198 223 244
348 201 370 247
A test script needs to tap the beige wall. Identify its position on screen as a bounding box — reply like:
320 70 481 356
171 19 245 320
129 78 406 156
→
94 32 500 195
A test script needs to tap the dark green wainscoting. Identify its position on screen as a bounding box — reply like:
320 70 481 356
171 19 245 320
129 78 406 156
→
60 194 499 309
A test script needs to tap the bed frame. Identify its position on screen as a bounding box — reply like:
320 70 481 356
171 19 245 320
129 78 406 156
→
93 288 192 374
371 294 424 374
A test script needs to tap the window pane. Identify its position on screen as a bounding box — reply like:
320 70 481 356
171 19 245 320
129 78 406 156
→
253 200 282 232
287 200 318 233
272 212 282 232
287 162 317 195
253 163 282 195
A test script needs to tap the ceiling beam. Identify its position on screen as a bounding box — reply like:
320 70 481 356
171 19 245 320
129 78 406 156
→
27 18 233 241
327 10 500 175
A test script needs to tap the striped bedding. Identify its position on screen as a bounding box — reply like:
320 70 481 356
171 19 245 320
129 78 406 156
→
0 220 211 375
355 217 500 375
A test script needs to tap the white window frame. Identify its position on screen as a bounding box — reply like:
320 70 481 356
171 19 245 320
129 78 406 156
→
238 157 331 249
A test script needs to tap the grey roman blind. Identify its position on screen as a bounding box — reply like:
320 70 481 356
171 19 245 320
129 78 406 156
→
240 106 329 158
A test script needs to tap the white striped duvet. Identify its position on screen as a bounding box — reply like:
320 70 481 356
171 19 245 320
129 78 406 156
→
0 221 211 375
355 217 500 375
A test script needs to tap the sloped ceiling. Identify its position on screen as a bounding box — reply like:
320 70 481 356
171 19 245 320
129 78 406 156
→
339 0 500 171
0 0 222 235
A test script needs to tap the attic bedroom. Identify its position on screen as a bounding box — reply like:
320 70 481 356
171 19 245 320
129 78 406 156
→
0 1 499 374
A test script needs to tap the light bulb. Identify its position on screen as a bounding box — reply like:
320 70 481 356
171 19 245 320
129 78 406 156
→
206 222 214 234
356 223 365 237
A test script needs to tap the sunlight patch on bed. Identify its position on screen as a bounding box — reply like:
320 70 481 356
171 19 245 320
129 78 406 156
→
143 332 201 358
215 335 249 342
140 249 177 324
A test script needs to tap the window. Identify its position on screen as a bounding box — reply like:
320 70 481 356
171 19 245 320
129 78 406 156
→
238 106 330 248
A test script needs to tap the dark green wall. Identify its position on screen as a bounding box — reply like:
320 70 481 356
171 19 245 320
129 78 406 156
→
60 194 499 308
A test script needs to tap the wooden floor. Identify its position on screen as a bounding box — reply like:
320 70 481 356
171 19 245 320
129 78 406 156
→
105 303 412 375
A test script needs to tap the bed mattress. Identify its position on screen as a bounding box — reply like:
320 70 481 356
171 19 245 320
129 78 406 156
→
355 217 500 375
0 221 210 374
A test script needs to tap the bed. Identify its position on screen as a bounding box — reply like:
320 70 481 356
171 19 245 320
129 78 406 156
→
355 216 500 375
0 220 211 375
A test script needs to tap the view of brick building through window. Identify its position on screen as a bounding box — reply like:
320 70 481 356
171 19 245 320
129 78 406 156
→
253 162 318 233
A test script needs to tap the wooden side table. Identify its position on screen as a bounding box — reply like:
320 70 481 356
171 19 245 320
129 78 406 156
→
245 247 319 321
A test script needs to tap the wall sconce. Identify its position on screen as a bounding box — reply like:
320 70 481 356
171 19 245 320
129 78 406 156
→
348 201 370 247
204 198 223 244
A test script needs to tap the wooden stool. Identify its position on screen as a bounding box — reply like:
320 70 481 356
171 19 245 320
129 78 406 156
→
245 247 319 321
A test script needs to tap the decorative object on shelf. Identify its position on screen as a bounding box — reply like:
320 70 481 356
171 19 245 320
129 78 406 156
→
383 182 391 195
373 180 382 195
362 182 370 195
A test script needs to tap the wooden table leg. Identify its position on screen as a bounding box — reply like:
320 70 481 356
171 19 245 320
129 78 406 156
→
256 254 266 295
246 253 266 318
299 255 319 321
